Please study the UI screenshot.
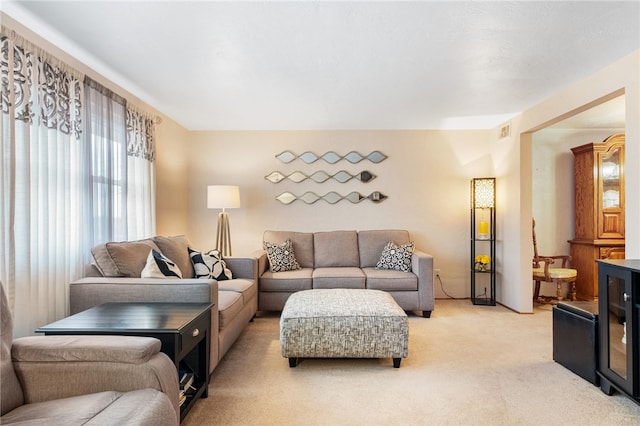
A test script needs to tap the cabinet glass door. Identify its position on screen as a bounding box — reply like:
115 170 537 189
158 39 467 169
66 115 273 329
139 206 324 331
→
601 148 621 209
606 274 627 379
598 142 624 239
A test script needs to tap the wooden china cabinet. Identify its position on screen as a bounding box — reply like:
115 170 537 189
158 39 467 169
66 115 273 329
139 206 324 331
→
569 133 625 301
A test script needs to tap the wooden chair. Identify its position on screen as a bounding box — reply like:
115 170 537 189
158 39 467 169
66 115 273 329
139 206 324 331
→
532 218 577 302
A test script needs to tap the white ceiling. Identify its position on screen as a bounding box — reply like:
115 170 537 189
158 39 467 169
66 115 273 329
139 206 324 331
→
3 1 639 131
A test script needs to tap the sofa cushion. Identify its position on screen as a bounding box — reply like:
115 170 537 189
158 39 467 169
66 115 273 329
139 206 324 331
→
358 230 411 268
312 267 365 289
264 231 314 268
313 231 359 267
218 291 244 329
375 241 415 272
83 388 176 426
0 389 175 426
363 267 418 291
141 250 183 279
153 235 194 279
189 248 232 280
218 279 257 305
91 239 160 277
263 239 301 272
259 269 313 292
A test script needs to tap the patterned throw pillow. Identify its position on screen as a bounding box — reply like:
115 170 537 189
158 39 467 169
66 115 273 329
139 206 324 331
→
375 241 415 272
141 249 183 278
188 248 233 280
263 239 301 273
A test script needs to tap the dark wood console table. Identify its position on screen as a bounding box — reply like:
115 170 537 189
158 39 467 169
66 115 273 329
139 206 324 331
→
37 302 212 422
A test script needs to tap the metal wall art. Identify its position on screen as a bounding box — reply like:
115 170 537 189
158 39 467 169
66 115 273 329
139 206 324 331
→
265 170 376 184
275 191 387 205
275 150 387 164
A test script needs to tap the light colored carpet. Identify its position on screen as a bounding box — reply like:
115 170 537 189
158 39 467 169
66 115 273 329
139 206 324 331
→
182 300 640 425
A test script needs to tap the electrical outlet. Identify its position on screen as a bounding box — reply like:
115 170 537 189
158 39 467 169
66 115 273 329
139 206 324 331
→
435 269 441 277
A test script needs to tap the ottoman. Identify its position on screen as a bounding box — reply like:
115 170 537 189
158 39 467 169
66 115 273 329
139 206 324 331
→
553 301 599 385
280 289 409 368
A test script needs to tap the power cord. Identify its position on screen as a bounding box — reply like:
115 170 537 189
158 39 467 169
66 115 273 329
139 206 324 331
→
437 272 455 299
476 286 488 299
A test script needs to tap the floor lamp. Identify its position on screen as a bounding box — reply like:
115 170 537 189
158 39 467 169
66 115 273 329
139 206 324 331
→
207 185 240 257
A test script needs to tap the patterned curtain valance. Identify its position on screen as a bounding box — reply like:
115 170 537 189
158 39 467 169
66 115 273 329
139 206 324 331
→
1 27 83 138
126 105 156 162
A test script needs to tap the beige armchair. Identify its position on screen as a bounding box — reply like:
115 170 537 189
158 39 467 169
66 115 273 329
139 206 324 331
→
1 283 180 425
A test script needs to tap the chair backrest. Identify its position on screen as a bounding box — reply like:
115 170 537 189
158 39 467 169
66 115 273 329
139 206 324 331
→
1 282 25 415
532 218 540 266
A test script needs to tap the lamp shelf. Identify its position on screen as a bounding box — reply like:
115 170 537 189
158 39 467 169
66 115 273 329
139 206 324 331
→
470 178 496 306
472 298 494 306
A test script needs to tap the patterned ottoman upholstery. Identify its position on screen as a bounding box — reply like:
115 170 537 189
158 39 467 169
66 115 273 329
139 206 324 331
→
280 289 409 368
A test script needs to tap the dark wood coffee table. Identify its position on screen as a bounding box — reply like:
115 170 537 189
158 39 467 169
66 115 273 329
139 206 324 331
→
36 302 212 422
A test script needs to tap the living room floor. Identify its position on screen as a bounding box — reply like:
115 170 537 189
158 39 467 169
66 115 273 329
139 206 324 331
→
183 299 640 425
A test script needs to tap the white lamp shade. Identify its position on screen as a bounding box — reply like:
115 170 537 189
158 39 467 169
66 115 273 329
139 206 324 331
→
207 185 240 209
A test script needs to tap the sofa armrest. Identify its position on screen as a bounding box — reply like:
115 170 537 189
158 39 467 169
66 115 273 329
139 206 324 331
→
412 250 435 314
252 250 269 276
12 335 180 423
224 256 258 282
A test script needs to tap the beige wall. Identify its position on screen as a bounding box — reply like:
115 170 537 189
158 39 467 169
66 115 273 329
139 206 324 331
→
155 119 191 235
183 130 492 299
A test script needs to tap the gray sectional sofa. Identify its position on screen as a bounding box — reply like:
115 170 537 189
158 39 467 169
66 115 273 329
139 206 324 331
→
257 229 435 317
68 235 258 375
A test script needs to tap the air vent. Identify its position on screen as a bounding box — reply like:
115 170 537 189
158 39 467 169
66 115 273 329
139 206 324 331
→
499 122 511 139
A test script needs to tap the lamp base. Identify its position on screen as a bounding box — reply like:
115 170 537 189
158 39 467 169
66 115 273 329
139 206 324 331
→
216 211 232 257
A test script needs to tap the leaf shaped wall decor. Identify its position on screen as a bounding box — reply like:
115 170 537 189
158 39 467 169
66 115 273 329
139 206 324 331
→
275 191 387 204
265 170 376 184
275 150 387 164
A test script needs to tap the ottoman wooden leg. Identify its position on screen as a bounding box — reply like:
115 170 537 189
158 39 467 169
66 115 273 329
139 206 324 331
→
393 358 401 368
289 357 298 368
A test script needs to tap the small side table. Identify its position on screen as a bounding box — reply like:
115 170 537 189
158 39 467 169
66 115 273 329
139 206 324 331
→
37 302 212 422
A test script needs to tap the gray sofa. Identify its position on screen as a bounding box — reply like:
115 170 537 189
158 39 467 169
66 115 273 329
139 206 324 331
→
69 235 258 375
257 230 435 317
1 283 179 425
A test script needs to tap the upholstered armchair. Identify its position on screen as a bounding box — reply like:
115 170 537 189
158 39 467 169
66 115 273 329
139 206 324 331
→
532 218 577 302
0 284 180 425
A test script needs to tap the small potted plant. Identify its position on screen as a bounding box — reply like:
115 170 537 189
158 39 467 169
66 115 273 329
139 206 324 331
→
475 254 491 272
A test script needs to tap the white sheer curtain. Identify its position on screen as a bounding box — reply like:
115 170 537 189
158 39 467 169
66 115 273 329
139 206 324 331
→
83 79 156 244
0 30 86 337
83 77 129 245
1 28 157 337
